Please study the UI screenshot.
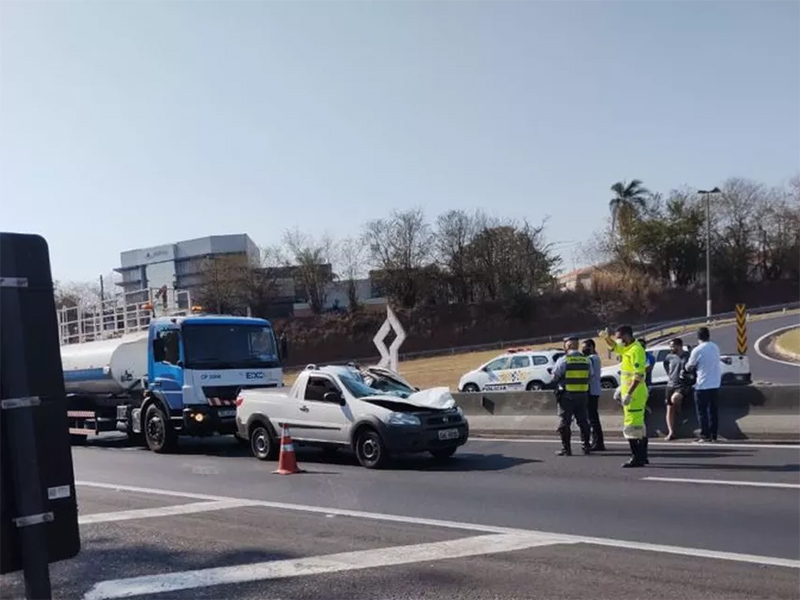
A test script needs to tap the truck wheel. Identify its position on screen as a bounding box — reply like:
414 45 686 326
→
250 425 277 460
144 404 176 453
430 447 457 460
355 428 388 469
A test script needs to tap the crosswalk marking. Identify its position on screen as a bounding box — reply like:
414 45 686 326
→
83 533 571 599
79 499 262 525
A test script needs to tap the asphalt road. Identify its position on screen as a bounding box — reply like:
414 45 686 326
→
2 436 798 599
680 312 800 384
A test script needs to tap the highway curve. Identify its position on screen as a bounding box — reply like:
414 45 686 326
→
677 313 799 384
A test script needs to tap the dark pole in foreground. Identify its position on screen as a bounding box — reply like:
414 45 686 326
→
1 277 52 599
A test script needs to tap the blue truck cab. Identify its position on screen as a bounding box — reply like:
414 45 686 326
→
134 314 283 451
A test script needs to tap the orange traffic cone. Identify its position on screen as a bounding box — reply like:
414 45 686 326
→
273 424 304 475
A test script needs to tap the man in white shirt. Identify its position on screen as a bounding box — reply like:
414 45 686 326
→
685 326 722 443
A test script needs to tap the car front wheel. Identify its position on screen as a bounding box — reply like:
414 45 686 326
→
355 428 388 469
250 424 277 460
461 383 480 393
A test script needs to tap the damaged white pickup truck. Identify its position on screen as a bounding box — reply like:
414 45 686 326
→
235 364 469 469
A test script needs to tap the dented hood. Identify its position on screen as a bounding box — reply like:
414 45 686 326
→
362 386 456 411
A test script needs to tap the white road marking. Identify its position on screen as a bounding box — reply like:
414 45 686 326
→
83 532 570 599
78 499 261 525
77 480 800 570
755 325 800 367
642 476 800 490
469 437 800 450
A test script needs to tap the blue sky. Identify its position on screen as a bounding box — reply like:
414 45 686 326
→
1 0 798 282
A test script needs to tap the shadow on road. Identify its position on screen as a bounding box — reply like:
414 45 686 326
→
79 434 533 472
390 452 539 472
597 450 754 460
0 533 299 600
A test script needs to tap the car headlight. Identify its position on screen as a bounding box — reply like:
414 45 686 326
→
385 412 421 426
455 406 464 417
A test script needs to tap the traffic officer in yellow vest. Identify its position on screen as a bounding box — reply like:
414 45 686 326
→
551 336 593 456
601 324 650 468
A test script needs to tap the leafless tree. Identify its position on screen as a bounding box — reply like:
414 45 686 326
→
336 235 368 311
283 228 335 314
196 254 252 314
364 208 435 307
435 209 483 303
54 280 102 309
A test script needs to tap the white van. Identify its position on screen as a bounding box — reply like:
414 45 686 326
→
600 344 752 388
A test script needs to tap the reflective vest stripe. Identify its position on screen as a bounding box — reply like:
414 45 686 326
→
564 356 590 392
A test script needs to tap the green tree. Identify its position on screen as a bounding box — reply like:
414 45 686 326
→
609 179 650 235
464 220 560 308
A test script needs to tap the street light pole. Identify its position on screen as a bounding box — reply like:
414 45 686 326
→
698 187 722 319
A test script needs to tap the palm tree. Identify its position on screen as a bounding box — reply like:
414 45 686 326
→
609 179 649 234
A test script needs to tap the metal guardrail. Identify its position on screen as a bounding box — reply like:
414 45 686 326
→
285 301 799 370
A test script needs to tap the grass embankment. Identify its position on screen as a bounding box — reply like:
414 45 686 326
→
284 309 799 390
773 327 800 361
284 337 611 389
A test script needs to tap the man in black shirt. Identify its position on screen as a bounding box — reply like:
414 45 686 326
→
663 337 693 441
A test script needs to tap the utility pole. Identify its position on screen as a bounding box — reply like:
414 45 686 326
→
698 187 722 319
99 274 105 303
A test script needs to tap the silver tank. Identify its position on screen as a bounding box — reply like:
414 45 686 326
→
60 332 149 396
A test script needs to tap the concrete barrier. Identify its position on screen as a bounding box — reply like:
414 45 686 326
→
454 385 800 442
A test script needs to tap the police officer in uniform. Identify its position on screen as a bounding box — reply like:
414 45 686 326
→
552 336 593 456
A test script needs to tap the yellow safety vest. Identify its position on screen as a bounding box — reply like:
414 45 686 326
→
563 354 590 393
613 341 648 439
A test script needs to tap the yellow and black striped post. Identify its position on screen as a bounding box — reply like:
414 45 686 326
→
735 304 747 355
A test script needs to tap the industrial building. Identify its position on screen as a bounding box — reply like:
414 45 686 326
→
115 234 261 299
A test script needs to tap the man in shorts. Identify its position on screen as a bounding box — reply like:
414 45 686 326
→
663 337 693 441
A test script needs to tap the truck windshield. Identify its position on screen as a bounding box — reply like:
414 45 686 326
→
182 324 279 369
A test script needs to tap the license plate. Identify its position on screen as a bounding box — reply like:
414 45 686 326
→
217 409 236 418
438 428 459 441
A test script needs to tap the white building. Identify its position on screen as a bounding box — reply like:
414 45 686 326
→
115 234 260 297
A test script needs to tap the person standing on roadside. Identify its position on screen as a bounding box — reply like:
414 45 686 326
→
551 336 593 456
638 338 655 389
602 325 649 467
663 338 693 441
581 338 605 451
685 326 722 443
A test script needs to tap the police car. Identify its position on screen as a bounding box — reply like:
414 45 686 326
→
458 348 565 392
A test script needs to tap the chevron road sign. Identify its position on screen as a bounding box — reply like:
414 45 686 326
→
735 304 747 355
373 306 406 372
